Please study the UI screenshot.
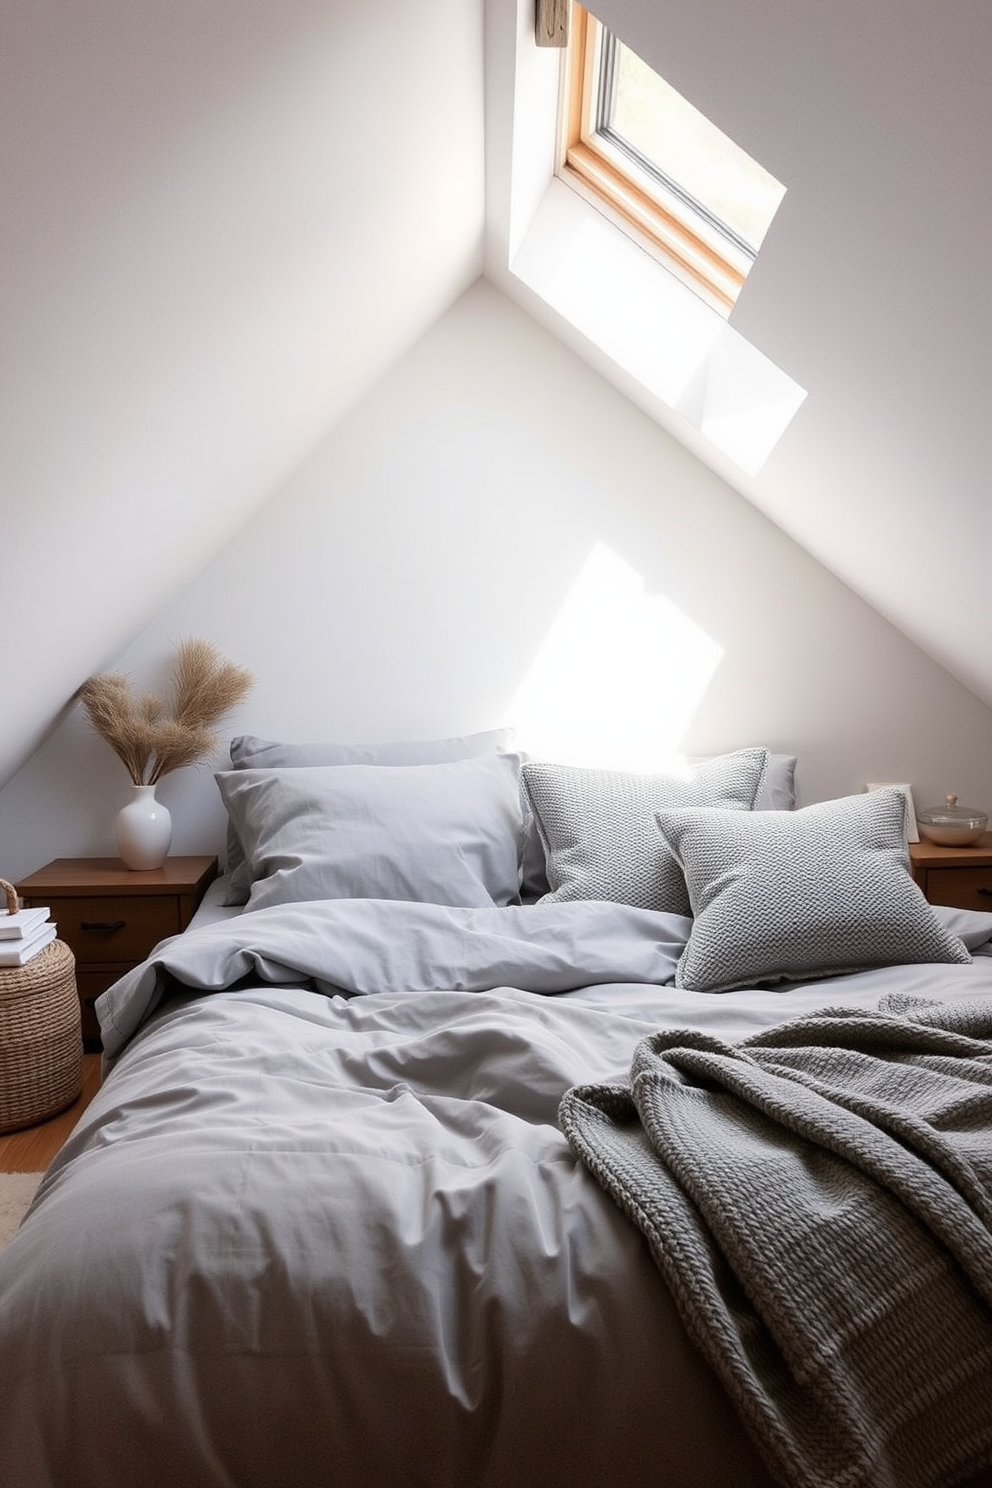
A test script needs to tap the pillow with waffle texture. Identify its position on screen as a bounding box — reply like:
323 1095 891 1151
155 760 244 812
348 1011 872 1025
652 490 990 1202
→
655 787 971 993
690 751 798 810
521 748 768 916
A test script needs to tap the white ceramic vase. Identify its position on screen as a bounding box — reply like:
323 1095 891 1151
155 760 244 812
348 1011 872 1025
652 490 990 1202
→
115 784 172 871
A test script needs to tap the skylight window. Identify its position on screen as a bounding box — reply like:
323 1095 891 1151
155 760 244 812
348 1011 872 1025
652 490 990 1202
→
557 5 786 314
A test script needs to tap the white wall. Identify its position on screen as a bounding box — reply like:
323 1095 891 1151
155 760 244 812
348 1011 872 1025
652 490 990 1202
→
0 0 484 787
3 279 991 884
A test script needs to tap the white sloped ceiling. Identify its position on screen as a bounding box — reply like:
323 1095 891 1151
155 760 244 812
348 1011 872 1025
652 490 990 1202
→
634 0 992 703
0 0 485 788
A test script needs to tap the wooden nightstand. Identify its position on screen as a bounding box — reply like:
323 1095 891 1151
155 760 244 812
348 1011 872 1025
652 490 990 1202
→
909 834 992 910
14 857 218 1051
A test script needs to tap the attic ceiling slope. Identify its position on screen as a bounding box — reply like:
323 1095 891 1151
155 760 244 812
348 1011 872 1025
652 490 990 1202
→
485 0 992 709
0 0 485 792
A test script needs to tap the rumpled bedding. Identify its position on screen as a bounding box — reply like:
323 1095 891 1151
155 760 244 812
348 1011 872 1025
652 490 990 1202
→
95 897 696 1058
3 897 992 1488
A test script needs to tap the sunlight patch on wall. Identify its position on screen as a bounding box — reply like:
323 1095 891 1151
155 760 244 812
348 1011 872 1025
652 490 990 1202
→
515 198 721 406
507 543 723 768
510 181 806 476
494 0 806 477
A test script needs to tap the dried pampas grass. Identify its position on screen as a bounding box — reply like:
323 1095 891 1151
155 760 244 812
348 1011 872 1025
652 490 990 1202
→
78 638 254 785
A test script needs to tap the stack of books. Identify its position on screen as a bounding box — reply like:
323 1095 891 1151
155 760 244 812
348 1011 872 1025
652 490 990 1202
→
0 901 56 967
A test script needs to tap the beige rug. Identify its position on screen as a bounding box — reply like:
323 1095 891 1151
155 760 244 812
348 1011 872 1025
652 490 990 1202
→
0 1172 44 1250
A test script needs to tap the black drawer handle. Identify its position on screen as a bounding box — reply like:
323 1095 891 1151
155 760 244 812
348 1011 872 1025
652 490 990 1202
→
80 919 127 934
978 889 992 898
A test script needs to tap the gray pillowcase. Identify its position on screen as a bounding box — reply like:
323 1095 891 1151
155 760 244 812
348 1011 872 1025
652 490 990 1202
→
755 753 798 811
216 753 524 913
223 728 515 904
521 748 769 916
655 787 972 994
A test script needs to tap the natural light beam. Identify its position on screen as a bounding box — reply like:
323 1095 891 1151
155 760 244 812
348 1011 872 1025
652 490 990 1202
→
511 189 721 407
510 181 806 474
506 542 723 768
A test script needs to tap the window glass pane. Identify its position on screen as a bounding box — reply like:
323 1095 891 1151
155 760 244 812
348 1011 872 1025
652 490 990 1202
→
608 40 785 254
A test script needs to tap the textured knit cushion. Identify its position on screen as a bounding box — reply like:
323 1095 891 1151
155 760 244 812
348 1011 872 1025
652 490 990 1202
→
521 749 768 915
655 788 972 993
690 751 798 810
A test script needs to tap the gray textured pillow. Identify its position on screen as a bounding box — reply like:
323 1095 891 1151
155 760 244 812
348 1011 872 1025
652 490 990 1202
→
216 753 523 912
223 728 515 904
521 748 768 915
690 751 798 810
655 788 972 994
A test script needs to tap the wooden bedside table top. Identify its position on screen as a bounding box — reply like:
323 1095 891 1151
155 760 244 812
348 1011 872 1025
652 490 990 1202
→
16 856 219 897
908 835 992 870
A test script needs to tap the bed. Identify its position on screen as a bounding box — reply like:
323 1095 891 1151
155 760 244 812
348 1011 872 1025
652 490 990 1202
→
2 734 992 1488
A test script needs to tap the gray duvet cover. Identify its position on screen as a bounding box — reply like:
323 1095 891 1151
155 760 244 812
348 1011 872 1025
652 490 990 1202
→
3 897 992 1488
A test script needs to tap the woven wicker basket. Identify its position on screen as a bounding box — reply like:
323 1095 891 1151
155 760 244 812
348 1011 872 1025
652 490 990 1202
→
0 879 82 1134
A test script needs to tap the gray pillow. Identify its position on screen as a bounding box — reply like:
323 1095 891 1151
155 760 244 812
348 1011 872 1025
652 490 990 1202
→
655 788 972 994
228 728 515 770
690 751 798 810
223 728 515 904
521 748 768 915
216 753 523 912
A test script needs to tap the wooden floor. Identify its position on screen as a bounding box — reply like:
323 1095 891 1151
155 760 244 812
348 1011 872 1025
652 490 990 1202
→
0 1054 102 1172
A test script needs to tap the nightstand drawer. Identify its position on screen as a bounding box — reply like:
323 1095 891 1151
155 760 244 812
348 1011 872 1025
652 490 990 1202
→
48 895 181 964
923 867 992 912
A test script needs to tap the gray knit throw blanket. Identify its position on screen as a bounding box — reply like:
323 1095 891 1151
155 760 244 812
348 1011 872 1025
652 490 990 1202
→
559 994 992 1488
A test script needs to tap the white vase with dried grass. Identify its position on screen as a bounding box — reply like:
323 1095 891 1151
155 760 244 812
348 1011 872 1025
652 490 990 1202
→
78 638 254 872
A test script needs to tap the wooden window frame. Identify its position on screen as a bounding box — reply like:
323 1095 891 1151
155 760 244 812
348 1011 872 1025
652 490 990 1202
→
556 5 750 316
